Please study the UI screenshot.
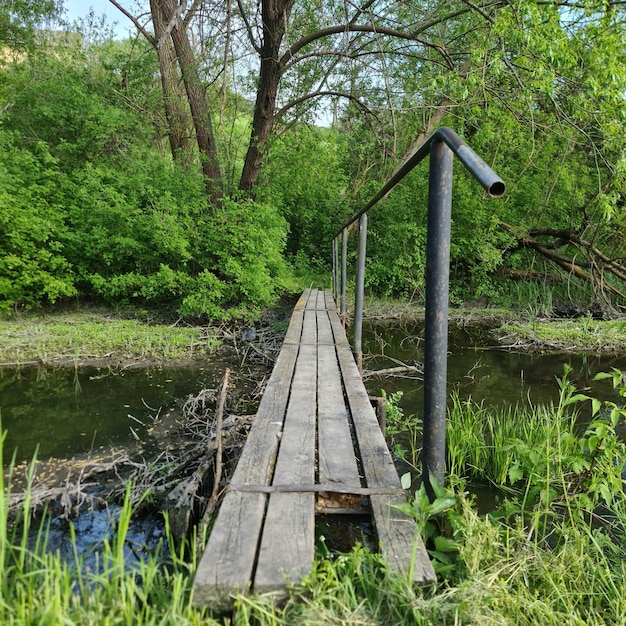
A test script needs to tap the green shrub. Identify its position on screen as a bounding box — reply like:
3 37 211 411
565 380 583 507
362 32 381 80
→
0 134 77 311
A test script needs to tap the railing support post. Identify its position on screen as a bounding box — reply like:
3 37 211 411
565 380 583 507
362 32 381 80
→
354 213 367 373
332 237 339 302
340 227 348 327
422 138 453 498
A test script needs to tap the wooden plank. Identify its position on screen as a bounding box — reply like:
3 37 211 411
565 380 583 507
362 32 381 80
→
317 294 361 510
254 343 317 592
328 300 436 585
302 308 317 342
316 308 334 346
193 339 301 605
325 290 336 311
283 289 309 344
370 495 437 584
317 342 361 509
315 288 326 309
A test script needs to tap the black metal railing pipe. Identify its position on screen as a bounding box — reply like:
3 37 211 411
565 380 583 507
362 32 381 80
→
330 127 505 497
353 213 367 373
337 127 504 235
332 237 339 302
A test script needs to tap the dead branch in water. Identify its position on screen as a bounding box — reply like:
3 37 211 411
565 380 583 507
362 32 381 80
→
207 368 229 513
165 368 231 544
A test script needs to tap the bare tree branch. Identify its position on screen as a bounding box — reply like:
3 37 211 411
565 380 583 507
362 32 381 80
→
279 23 455 70
107 0 154 43
235 0 262 53
273 89 379 121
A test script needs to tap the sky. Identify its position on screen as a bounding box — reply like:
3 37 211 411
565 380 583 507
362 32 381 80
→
62 0 135 37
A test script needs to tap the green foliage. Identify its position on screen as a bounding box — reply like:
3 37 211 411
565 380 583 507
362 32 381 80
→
0 38 287 319
2 0 625 315
0 133 77 311
0 0 60 48
447 365 626 517
186 197 288 317
395 475 460 576
382 389 422 465
260 125 349 267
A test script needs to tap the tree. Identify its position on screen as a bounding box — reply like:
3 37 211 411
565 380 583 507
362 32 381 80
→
103 1 623 191
110 0 223 204
149 0 194 165
0 0 60 48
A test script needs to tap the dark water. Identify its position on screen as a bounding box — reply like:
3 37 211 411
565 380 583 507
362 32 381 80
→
42 503 167 575
1 363 227 570
360 321 625 420
0 364 225 463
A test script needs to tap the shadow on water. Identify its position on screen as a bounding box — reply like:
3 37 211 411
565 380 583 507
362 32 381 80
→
40 504 168 577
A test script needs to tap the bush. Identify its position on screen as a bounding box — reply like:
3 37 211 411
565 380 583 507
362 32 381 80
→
0 134 77 311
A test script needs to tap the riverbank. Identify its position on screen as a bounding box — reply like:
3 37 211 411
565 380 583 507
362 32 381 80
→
1 302 625 368
0 310 221 368
362 297 626 353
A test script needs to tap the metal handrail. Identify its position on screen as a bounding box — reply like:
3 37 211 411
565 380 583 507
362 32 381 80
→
331 127 505 495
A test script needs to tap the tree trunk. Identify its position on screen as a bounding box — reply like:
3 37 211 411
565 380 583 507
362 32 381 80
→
149 0 193 166
157 0 223 205
238 0 295 192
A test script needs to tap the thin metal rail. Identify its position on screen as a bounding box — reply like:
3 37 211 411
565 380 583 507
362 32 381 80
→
331 127 505 496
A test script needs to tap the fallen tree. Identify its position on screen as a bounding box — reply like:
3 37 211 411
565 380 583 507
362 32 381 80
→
499 221 626 312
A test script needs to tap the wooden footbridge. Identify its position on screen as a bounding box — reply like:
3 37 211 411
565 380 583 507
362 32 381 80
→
193 288 435 607
193 128 505 607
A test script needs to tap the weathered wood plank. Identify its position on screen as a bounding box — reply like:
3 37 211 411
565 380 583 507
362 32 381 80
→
316 298 361 508
254 343 317 592
316 308 335 346
193 341 301 606
283 289 309 344
317 341 361 490
370 495 437 584
329 305 436 585
324 290 336 311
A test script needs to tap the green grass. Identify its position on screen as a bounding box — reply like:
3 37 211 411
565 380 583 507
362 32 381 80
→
0 311 221 366
497 317 626 352
3 471 626 624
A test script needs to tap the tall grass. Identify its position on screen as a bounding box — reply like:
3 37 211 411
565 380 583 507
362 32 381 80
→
446 393 578 487
0 438 220 625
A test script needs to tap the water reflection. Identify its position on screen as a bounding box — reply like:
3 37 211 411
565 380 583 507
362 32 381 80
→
0 365 223 463
361 321 625 418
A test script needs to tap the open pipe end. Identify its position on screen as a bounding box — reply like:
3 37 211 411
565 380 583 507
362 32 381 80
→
487 180 506 198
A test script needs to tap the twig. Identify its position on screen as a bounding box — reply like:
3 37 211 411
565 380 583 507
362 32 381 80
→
206 368 230 515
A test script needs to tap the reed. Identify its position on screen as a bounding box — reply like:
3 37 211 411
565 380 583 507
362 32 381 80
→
446 393 573 488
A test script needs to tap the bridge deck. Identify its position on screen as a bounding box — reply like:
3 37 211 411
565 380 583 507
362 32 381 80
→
193 288 435 607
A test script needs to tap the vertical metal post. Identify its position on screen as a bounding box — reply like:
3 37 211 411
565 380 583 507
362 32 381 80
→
332 237 339 302
422 138 453 497
340 227 347 326
354 213 367 373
